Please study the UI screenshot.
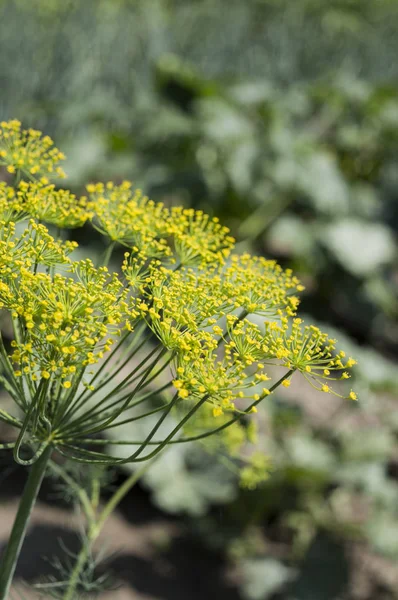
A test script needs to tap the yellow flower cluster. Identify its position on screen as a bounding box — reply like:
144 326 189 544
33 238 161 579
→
86 181 235 265
3 254 126 387
136 265 229 334
223 254 303 317
0 120 358 461
0 220 77 279
0 119 66 179
86 181 172 256
135 254 303 341
263 318 358 398
169 207 234 266
166 321 269 415
18 181 89 228
0 181 89 228
0 182 29 223
123 252 357 412
143 305 357 412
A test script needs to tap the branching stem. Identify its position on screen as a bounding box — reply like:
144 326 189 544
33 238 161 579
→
61 458 156 600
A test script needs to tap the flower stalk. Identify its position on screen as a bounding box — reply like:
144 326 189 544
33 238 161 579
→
0 445 53 600
61 459 156 600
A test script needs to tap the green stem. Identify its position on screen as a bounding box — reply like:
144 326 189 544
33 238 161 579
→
100 241 116 269
49 461 95 524
62 347 166 438
0 445 52 600
62 540 92 600
96 462 152 530
218 309 248 347
62 460 154 600
62 337 154 427
58 370 295 464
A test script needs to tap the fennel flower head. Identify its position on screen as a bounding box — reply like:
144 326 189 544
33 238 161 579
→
0 120 357 482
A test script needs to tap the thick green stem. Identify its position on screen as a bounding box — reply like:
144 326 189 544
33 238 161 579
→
0 445 52 600
62 460 154 600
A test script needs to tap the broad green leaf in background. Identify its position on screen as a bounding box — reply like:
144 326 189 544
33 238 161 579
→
241 558 295 600
323 219 395 276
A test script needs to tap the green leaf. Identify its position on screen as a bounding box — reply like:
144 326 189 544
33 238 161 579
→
322 219 395 275
297 152 349 215
284 434 336 474
340 428 394 462
366 513 398 558
241 558 295 600
267 215 315 256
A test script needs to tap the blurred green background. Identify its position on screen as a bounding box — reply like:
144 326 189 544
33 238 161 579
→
0 1 397 599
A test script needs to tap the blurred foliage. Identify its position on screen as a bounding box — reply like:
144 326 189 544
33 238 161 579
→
0 0 397 599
